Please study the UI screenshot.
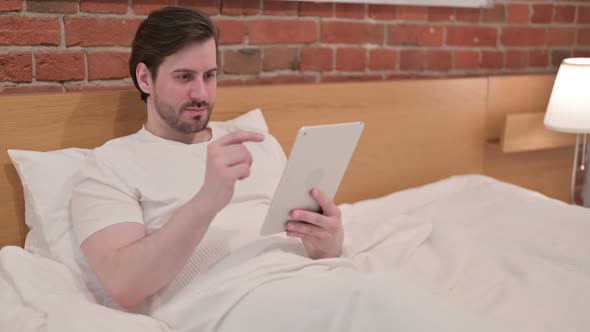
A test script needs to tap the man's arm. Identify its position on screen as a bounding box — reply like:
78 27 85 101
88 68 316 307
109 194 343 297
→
80 191 217 309
77 131 264 309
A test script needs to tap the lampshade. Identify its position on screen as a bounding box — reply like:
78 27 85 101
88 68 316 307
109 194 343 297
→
544 58 590 133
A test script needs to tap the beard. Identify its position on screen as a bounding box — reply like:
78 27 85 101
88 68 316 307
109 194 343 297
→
154 97 213 134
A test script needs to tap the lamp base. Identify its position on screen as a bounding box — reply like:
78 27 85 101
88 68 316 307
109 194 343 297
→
572 133 590 206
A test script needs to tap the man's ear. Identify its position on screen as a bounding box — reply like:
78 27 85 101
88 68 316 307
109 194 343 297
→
136 63 153 95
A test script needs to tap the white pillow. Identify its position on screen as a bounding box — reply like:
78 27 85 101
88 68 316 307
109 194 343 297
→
8 109 277 275
224 108 269 132
8 148 90 276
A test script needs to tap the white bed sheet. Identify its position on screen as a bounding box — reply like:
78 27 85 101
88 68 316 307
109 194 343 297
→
0 246 172 332
1 174 589 332
341 174 590 332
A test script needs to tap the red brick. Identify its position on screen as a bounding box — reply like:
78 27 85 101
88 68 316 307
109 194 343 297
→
336 48 366 72
214 19 245 44
26 0 77 13
554 5 575 23
428 7 455 22
551 50 572 68
505 51 527 69
398 6 427 21
573 49 590 57
263 47 298 71
322 21 384 44
335 3 365 19
0 0 22 12
455 8 480 23
36 52 85 81
368 4 396 20
248 19 317 44
507 4 530 24
579 28 590 46
0 85 63 94
547 28 576 46
0 17 60 46
65 17 142 47
482 4 505 23
368 49 397 71
578 6 590 24
254 75 315 85
400 49 450 71
223 49 260 75
0 53 32 82
447 26 497 47
426 50 451 71
481 51 503 69
132 0 175 15
299 2 332 17
88 52 130 80
400 50 425 71
321 74 381 83
80 0 127 14
300 47 332 71
388 24 443 47
532 5 553 23
178 0 220 15
221 0 260 15
529 50 549 68
263 0 297 16
501 27 546 47
454 51 479 70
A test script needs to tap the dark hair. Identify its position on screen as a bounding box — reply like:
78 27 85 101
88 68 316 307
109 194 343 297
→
129 7 219 102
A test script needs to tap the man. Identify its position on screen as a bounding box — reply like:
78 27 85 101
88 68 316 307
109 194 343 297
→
71 6 499 332
71 5 343 311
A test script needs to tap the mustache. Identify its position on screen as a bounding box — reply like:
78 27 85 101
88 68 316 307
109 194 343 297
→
182 100 211 110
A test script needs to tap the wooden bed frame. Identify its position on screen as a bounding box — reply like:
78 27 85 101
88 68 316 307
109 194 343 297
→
0 74 572 248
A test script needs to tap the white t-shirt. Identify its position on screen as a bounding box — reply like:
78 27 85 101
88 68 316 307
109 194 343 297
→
70 117 288 308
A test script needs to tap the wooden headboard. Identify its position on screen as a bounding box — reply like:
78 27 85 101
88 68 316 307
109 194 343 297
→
0 75 570 248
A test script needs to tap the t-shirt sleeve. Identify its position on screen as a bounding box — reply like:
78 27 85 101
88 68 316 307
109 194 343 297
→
71 150 143 243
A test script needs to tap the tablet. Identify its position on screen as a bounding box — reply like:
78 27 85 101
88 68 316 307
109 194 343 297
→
260 121 365 235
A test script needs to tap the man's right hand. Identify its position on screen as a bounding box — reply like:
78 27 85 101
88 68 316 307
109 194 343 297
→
199 130 265 213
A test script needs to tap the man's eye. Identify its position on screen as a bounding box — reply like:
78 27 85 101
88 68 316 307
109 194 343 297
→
206 72 217 79
179 74 192 80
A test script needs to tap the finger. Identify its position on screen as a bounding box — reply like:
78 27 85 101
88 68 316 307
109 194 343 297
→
214 144 252 167
292 209 342 234
310 188 341 217
290 209 324 228
216 130 265 146
286 231 322 245
229 163 251 181
286 221 328 240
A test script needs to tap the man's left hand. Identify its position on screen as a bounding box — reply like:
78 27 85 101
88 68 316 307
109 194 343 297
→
285 188 344 259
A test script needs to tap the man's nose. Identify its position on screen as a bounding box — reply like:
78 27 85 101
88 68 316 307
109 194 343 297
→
189 77 207 100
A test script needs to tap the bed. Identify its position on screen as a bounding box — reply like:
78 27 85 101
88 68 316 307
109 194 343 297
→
1 75 589 332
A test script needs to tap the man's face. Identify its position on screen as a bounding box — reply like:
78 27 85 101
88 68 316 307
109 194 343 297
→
149 38 218 136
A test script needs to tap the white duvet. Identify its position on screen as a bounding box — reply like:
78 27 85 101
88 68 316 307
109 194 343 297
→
1 175 590 332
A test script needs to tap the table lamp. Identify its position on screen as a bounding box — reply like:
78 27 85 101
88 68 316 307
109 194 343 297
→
544 58 590 205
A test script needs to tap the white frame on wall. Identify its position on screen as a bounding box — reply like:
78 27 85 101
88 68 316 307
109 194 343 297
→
287 0 493 8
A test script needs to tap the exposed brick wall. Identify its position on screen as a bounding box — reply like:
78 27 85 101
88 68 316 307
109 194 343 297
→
0 0 588 93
